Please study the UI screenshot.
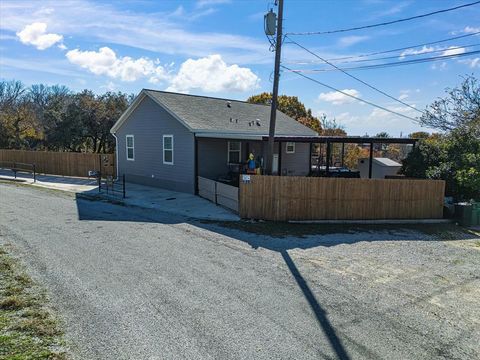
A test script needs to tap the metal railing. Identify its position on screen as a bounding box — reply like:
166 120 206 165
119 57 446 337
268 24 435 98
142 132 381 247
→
98 173 125 199
0 161 36 182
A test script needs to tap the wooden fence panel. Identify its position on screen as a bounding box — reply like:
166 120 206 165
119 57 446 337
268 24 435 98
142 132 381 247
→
239 175 445 221
198 176 216 202
0 149 115 177
216 182 239 212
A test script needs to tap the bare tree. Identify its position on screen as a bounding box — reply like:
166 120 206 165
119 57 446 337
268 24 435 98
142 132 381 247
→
420 75 480 131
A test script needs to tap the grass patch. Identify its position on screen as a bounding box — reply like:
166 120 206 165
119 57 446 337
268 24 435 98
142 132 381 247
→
206 220 478 240
0 245 68 359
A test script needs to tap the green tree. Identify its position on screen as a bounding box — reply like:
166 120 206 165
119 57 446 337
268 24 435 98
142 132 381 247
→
247 92 322 133
402 75 480 200
408 131 430 139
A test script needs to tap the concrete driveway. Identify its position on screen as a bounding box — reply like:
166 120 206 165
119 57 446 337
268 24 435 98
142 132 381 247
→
0 182 479 359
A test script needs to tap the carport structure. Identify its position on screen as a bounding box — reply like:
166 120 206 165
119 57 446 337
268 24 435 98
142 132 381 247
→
262 135 418 179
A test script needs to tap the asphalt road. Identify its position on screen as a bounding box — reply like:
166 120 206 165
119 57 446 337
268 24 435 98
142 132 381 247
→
1 183 479 360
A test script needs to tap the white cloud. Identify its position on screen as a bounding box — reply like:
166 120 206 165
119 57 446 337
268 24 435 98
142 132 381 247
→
431 62 447 71
65 47 259 92
16 22 63 50
1 0 267 64
338 36 369 47
318 89 360 105
442 46 465 57
464 26 480 34
369 105 417 120
459 58 480 68
398 94 409 100
166 54 259 93
196 0 230 8
399 46 434 59
66 47 169 83
101 81 117 91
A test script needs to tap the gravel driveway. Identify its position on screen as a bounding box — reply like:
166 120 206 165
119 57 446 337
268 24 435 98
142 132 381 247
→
0 182 479 359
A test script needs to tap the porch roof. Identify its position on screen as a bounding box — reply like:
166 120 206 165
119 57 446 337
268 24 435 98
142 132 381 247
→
261 135 418 144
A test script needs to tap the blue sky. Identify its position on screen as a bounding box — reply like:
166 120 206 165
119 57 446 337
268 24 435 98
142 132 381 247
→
1 0 479 136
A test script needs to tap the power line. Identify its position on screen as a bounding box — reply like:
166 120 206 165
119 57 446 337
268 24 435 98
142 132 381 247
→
280 64 420 123
286 35 424 115
323 31 480 62
287 1 480 36
333 44 480 64
289 49 480 72
286 43 480 65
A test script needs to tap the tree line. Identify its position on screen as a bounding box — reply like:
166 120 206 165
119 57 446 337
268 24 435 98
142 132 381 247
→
0 80 132 153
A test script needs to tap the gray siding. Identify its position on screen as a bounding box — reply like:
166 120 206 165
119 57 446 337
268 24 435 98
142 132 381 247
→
197 138 230 179
280 142 310 176
115 96 195 193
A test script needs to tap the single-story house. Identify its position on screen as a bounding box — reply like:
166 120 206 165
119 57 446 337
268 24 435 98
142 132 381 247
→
110 89 316 194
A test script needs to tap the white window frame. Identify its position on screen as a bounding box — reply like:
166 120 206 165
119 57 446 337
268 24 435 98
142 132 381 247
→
126 135 134 161
163 134 174 165
286 142 295 154
227 141 241 164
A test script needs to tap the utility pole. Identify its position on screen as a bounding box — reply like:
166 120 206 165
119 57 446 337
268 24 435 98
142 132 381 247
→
266 0 284 175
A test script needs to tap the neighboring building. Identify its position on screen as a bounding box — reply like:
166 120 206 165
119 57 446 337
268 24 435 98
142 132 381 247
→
110 89 316 194
358 157 402 179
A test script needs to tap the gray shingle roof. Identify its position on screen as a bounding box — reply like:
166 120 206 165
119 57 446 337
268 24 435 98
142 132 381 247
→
145 89 317 136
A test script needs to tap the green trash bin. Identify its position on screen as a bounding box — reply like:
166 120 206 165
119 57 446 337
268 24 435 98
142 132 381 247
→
455 203 473 226
472 202 480 226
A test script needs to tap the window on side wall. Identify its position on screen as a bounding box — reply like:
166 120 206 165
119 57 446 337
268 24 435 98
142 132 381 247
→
228 141 241 164
163 135 174 165
126 135 134 161
286 142 295 154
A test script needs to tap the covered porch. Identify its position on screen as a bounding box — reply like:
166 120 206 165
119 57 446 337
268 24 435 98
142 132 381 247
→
194 134 311 187
263 135 418 179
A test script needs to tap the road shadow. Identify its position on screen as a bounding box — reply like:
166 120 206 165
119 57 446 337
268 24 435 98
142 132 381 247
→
73 194 479 360
281 249 351 359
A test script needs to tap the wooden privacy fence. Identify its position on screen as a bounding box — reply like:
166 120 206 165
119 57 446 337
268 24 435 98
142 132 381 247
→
239 175 445 221
0 149 115 177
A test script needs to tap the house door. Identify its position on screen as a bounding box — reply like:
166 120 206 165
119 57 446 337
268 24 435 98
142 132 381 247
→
272 154 279 174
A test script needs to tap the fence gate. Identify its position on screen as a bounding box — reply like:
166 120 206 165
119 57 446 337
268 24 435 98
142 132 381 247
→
198 177 239 213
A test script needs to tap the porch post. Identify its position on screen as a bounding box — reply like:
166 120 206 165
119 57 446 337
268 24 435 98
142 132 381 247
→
325 140 331 175
369 142 373 179
308 142 312 175
194 136 199 194
278 141 282 176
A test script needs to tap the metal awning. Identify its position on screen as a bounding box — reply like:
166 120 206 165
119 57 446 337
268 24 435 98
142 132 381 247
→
261 135 418 144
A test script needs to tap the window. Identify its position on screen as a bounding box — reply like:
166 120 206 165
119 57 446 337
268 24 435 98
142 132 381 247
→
228 141 241 163
163 135 174 165
286 142 295 154
126 135 134 161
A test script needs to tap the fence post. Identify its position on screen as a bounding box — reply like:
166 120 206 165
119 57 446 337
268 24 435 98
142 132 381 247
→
13 162 16 179
122 174 126 198
33 164 36 183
